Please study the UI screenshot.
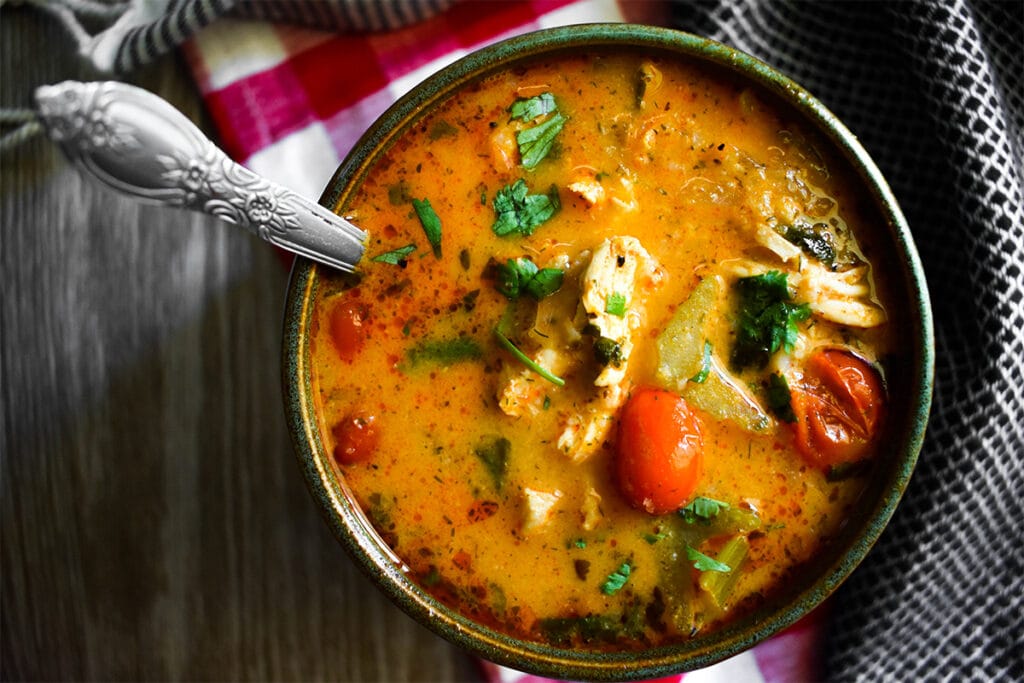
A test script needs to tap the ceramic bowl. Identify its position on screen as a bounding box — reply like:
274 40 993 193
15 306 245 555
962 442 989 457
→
283 23 933 681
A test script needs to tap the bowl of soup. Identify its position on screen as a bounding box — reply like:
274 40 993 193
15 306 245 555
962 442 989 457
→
283 23 933 680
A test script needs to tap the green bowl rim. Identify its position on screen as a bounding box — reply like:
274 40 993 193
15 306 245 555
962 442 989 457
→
283 23 935 681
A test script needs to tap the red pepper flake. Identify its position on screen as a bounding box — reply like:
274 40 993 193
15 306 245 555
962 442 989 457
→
467 500 499 523
453 549 472 571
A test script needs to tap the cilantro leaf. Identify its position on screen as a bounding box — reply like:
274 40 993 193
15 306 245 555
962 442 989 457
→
679 496 730 524
605 292 627 317
509 93 558 121
689 339 713 383
371 243 417 266
492 179 560 237
593 337 624 368
766 372 797 423
516 112 565 170
730 271 811 370
412 198 443 258
474 435 510 491
686 545 731 573
496 257 563 300
600 562 633 595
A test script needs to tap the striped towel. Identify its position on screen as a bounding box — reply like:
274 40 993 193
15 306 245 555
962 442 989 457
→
181 1 824 681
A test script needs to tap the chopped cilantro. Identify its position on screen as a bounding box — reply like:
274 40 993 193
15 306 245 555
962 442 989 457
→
605 292 627 317
509 93 558 121
492 179 560 237
517 112 566 169
496 257 564 300
679 497 730 524
600 562 633 595
411 198 443 258
543 395 552 411
573 538 587 549
686 545 731 573
766 373 797 423
731 271 811 370
405 336 482 367
643 531 667 544
473 435 510 491
371 243 417 265
689 339 713 383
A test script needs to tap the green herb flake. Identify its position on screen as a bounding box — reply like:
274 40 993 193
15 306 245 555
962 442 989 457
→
574 538 587 549
766 372 797 423
387 180 412 205
411 198 443 258
731 270 812 370
517 112 566 170
605 292 627 317
689 339 713 384
474 435 510 491
600 562 633 595
492 179 560 237
543 395 552 411
509 92 558 121
371 243 417 265
643 532 667 545
405 336 482 367
686 545 731 573
679 496 730 524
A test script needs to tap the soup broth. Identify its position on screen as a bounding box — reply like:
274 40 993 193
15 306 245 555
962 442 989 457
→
310 49 895 649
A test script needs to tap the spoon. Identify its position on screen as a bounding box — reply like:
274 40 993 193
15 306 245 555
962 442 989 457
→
33 81 366 272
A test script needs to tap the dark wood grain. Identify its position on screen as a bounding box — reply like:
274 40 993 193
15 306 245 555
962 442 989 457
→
1 9 479 681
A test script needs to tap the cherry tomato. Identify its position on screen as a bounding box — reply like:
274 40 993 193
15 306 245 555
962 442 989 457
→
331 413 379 465
790 349 885 469
329 300 368 361
615 387 704 515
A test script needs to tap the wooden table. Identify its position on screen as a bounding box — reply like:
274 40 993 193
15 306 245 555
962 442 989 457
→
1 9 479 681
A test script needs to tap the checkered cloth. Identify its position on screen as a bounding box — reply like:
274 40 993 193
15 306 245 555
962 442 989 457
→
177 1 1021 681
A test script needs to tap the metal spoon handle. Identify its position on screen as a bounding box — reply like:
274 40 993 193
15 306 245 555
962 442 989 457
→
34 80 365 272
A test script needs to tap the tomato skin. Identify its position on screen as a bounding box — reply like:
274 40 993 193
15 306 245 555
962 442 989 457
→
331 413 379 465
329 300 368 361
790 349 885 469
615 387 704 515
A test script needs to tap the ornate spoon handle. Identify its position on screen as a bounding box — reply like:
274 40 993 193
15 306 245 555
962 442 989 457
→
34 81 365 272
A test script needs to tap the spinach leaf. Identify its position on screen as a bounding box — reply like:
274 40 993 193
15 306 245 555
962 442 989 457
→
412 198 443 258
474 435 510 491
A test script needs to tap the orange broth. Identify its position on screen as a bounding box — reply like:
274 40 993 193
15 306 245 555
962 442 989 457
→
310 50 896 648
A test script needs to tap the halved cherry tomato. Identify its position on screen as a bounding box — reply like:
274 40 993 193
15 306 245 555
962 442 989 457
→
615 387 704 515
329 300 368 361
331 413 379 465
790 349 885 469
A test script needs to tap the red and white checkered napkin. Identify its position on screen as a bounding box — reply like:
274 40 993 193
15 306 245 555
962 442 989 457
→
182 2 823 680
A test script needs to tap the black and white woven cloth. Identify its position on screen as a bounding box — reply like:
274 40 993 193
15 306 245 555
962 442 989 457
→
670 0 1023 679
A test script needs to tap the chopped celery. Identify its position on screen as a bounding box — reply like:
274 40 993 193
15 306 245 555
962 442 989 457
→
698 536 750 610
655 275 772 432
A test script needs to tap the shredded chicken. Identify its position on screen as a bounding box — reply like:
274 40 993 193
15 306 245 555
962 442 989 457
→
721 257 886 328
581 236 663 386
556 384 626 462
497 348 572 417
521 487 562 534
